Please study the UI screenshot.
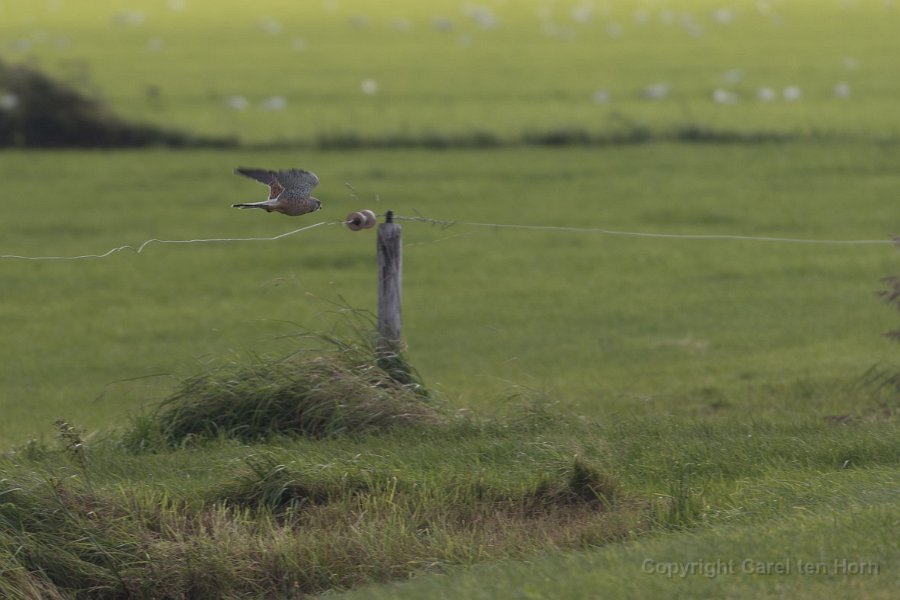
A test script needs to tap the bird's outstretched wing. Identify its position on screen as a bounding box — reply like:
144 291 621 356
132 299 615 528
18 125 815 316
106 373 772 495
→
235 167 284 199
276 169 319 199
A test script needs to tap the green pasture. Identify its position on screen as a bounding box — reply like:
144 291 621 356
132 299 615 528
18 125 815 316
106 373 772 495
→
1 142 898 444
1 0 899 143
1 143 898 598
1 0 899 598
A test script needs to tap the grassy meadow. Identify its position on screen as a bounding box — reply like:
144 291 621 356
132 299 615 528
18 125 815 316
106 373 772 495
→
1 1 899 598
1 142 898 441
3 0 900 143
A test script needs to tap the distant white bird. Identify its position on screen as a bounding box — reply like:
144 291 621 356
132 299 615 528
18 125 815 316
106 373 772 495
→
260 96 287 110
712 88 738 104
361 79 378 95
226 95 249 110
642 83 669 100
783 85 802 101
833 82 851 99
113 10 146 26
232 168 322 216
713 8 735 24
258 17 283 36
757 86 776 102
391 19 412 32
592 89 611 104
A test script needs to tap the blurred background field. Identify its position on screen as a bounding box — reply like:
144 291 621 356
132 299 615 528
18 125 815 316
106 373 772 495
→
2 0 899 144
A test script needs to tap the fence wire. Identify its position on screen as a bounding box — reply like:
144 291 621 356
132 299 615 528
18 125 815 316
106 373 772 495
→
0 214 895 261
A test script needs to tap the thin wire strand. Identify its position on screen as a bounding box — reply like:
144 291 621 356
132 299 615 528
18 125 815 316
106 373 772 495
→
0 220 337 261
0 214 895 261
393 215 896 246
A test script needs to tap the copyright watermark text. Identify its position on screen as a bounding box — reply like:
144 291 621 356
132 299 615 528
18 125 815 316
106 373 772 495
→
641 558 880 579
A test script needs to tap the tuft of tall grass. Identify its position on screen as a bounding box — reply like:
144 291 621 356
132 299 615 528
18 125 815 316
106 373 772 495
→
122 322 438 450
860 261 900 405
214 451 373 514
0 472 134 599
879 271 900 345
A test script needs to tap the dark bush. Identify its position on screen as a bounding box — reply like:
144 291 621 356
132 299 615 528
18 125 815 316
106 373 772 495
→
0 60 233 148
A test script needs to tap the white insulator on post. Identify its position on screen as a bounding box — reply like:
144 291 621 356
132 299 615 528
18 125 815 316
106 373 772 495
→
346 211 366 231
346 209 379 231
360 209 377 229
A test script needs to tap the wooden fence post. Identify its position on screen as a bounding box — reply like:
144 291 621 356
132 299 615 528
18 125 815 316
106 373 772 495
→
377 210 402 352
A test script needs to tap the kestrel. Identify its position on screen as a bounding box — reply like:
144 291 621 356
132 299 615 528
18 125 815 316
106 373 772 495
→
232 167 322 216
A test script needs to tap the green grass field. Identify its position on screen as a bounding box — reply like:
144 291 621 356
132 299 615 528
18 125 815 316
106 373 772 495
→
1 142 897 441
1 1 899 598
3 0 900 143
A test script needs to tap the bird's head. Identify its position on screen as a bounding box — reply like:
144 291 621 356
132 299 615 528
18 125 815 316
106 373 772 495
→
312 197 322 211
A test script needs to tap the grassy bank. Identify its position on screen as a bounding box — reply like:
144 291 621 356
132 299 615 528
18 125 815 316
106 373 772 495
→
339 468 900 600
2 388 896 598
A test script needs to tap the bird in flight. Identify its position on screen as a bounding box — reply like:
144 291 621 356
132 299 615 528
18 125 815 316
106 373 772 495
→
232 167 321 216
